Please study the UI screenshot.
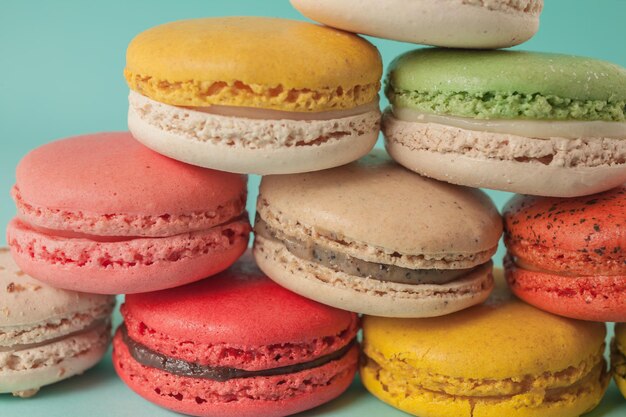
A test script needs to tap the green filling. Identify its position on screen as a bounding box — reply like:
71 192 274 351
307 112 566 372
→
388 88 626 122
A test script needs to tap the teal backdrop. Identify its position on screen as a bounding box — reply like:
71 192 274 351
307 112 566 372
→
1 1 625 416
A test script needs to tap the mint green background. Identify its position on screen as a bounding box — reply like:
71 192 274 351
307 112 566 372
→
1 1 625 416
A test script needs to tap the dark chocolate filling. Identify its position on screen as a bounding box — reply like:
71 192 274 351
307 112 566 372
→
255 216 473 284
121 325 355 382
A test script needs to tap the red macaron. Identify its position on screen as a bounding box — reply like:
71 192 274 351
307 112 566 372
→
503 185 626 321
7 132 250 294
112 251 359 417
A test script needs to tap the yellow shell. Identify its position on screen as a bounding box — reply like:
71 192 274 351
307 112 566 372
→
125 17 382 112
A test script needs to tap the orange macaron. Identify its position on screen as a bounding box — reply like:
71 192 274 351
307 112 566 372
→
503 185 626 321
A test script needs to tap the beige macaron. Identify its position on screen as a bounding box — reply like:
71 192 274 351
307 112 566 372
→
290 0 543 49
0 248 115 397
253 151 502 317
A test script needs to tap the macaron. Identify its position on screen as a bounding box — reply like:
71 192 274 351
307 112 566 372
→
253 151 502 317
291 0 543 49
503 185 626 322
383 49 626 197
361 270 609 417
112 251 359 417
613 323 626 399
7 132 250 294
125 17 382 174
0 248 115 398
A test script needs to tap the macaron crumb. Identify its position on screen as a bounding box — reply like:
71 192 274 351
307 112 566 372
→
6 281 40 293
12 389 39 398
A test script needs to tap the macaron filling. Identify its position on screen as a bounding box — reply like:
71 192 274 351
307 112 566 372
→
255 217 478 284
119 325 355 382
1 318 110 353
1 321 112 369
391 107 626 139
192 99 380 121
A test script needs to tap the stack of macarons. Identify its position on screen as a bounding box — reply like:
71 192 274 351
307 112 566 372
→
4 1 626 417
288 0 626 416
2 129 253 398
2 15 386 414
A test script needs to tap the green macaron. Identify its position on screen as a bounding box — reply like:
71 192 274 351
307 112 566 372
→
383 48 626 197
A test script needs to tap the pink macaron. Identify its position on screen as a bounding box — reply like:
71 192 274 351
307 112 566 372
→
7 132 251 294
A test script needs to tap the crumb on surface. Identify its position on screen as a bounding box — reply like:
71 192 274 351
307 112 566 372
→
6 282 28 292
12 388 39 398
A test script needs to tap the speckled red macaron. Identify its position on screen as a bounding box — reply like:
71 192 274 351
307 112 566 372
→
503 185 626 321
112 251 359 417
7 132 250 294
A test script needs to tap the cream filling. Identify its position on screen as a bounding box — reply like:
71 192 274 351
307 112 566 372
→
392 107 626 140
256 216 474 284
192 98 380 120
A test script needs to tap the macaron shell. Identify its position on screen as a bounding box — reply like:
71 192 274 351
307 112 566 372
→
383 126 626 197
362 299 605 380
113 332 358 417
1 330 109 395
125 17 382 111
505 257 626 322
388 49 626 101
503 186 626 275
128 100 379 175
7 218 250 294
123 251 356 348
360 364 607 417
258 151 502 264
291 0 542 49
14 132 246 220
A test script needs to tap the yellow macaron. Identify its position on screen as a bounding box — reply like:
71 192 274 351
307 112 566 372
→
124 17 383 175
125 17 381 112
613 323 626 398
361 270 609 417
